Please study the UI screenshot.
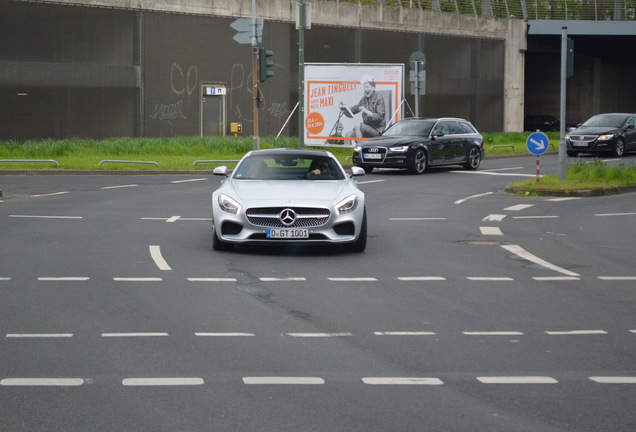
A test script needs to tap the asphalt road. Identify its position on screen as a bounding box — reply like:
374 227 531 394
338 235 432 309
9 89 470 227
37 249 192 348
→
1 153 635 432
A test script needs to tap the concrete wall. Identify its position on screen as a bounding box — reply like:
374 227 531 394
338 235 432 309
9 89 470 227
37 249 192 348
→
1 0 528 140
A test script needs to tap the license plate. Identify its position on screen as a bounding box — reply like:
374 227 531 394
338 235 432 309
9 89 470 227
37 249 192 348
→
572 142 587 147
267 228 309 239
363 153 382 159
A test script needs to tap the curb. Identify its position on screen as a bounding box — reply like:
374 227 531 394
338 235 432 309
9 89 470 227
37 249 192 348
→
505 184 636 197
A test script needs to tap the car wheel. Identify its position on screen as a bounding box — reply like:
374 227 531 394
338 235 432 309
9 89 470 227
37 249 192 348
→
613 139 625 157
212 225 231 251
567 150 578 157
463 146 481 170
408 149 426 174
344 209 367 253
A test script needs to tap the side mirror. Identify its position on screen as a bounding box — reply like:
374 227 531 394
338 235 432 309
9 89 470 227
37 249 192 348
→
213 166 228 177
350 166 365 177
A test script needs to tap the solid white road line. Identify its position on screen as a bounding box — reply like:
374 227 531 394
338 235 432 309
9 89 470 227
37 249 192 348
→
590 377 636 384
480 227 503 235
358 179 386 184
242 377 325 385
171 178 209 183
123 378 204 386
467 277 513 281
285 333 352 338
188 278 238 282
195 332 255 337
545 197 581 201
102 333 169 337
6 334 73 338
512 215 560 219
10 214 81 219
328 277 377 282
501 244 580 277
31 191 71 197
100 184 138 190
598 276 636 281
454 191 494 204
259 277 307 282
533 276 580 281
397 276 446 281
477 377 558 384
149 245 172 271
595 212 636 217
113 277 163 282
374 332 436 336
546 330 608 335
463 331 523 336
1 378 84 386
38 277 89 281
362 377 443 385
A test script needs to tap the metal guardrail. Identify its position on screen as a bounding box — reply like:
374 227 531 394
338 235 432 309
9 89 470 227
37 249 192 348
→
193 160 240 167
99 160 159 168
489 145 515 151
0 159 60 167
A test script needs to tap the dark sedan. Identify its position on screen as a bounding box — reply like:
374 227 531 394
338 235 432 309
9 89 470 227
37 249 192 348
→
565 113 636 157
352 117 484 174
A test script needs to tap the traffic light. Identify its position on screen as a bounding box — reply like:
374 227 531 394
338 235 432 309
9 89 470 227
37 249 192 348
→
258 48 274 82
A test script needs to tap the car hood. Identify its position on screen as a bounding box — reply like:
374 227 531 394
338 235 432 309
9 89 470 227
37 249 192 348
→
227 179 350 205
362 136 421 147
569 126 619 136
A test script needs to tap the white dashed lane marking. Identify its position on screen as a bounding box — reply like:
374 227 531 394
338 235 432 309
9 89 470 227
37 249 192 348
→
362 377 444 385
1 378 84 386
242 377 325 385
122 378 204 386
477 376 558 384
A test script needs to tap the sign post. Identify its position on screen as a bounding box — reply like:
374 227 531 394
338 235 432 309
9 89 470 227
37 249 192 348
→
409 51 426 117
526 131 549 183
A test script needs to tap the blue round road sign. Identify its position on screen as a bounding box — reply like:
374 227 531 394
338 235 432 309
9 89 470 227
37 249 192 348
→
526 132 549 155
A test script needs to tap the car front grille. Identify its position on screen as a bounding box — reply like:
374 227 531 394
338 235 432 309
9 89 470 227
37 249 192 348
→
360 147 387 163
246 207 330 228
568 135 597 143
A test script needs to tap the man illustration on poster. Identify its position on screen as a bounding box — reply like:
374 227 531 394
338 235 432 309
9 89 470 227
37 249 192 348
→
339 75 386 140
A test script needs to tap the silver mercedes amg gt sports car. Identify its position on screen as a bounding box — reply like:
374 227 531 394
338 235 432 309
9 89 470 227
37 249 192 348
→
211 148 367 252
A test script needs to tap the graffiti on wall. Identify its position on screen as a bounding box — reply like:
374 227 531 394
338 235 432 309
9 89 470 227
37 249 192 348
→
148 62 198 123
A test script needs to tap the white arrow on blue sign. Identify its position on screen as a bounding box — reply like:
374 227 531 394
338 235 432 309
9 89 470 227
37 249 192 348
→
526 132 549 155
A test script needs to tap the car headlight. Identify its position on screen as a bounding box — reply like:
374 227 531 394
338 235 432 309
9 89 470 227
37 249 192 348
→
218 194 242 214
389 145 409 152
336 195 358 215
597 134 615 141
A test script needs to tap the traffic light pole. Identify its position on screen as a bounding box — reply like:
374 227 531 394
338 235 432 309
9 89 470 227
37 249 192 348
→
251 0 260 150
298 0 305 148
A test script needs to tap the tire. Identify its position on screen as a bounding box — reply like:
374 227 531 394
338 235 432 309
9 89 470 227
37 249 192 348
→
613 139 625 157
212 225 231 251
407 149 427 174
344 209 367 253
463 146 482 170
567 150 578 157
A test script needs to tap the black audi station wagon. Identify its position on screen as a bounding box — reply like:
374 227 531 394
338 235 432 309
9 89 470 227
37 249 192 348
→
352 117 484 174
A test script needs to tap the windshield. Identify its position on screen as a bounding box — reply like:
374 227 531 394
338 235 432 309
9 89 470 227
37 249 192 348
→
232 154 345 180
382 120 435 137
582 115 627 128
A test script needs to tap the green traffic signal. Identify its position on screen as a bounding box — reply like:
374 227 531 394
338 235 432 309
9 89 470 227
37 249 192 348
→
258 48 274 82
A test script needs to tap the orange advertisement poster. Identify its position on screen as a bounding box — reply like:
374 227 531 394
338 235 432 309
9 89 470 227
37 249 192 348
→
304 63 404 148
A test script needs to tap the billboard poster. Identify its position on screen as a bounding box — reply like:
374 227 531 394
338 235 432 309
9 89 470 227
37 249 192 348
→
304 63 404 147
